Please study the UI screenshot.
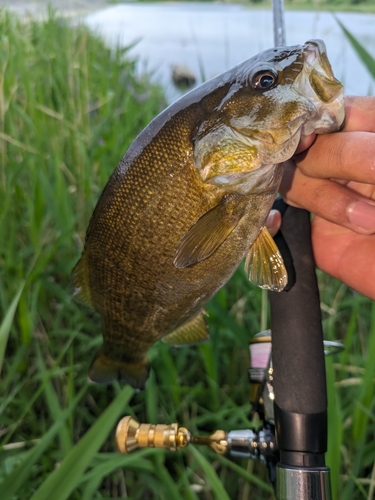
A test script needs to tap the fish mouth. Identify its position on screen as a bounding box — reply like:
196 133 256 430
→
296 39 345 135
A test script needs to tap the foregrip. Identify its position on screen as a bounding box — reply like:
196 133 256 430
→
269 199 327 468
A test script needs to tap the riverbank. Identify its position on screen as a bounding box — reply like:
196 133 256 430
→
284 0 375 13
84 4 375 103
1 0 375 17
0 0 108 17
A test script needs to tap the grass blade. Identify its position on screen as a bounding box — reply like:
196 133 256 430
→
36 346 73 455
352 303 375 441
215 454 274 494
189 447 231 500
81 450 158 500
30 385 134 500
335 16 375 80
0 385 87 500
0 281 25 372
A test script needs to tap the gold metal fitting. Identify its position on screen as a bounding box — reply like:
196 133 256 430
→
116 416 228 455
116 416 190 454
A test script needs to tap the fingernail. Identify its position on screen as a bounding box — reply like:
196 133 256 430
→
267 209 277 226
347 201 375 231
266 209 281 237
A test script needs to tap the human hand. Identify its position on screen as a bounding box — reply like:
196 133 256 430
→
267 96 375 300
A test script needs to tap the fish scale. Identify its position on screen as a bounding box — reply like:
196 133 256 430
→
71 39 345 389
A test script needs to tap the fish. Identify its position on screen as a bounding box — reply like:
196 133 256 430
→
71 39 345 390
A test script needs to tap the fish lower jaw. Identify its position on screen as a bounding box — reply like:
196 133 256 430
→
294 67 345 135
207 163 279 195
307 95 345 135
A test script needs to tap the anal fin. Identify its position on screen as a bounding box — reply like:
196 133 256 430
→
162 311 210 346
245 226 287 292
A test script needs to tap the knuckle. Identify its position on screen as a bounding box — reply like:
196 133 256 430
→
312 182 347 221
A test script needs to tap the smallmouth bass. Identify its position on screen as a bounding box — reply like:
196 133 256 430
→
72 40 344 389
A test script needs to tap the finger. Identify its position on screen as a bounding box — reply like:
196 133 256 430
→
344 96 375 132
280 163 375 234
294 133 317 154
266 209 281 237
311 216 375 301
294 131 375 184
294 96 375 155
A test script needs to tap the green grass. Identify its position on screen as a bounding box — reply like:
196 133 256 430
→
335 16 375 80
132 0 375 14
0 9 374 500
283 0 375 13
247 0 375 14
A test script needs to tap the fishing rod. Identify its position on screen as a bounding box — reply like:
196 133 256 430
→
269 2 334 498
273 0 286 47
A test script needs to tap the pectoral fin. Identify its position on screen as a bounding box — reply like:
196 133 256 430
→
174 195 244 268
245 226 287 292
162 311 209 346
70 252 93 308
88 348 150 391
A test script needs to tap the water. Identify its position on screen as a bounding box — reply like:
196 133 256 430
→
85 3 375 103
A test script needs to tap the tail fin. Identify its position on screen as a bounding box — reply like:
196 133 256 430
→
88 348 150 390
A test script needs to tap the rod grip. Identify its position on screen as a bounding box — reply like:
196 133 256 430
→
269 200 327 466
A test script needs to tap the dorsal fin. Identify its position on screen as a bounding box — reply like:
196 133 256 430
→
70 252 94 308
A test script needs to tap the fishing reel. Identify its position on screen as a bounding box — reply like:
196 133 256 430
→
116 416 277 466
116 330 344 489
115 331 279 483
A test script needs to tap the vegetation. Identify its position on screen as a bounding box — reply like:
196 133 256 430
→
285 0 375 13
244 0 375 13
112 0 375 13
0 9 374 500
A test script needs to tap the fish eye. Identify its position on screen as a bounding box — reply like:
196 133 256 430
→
250 70 278 90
